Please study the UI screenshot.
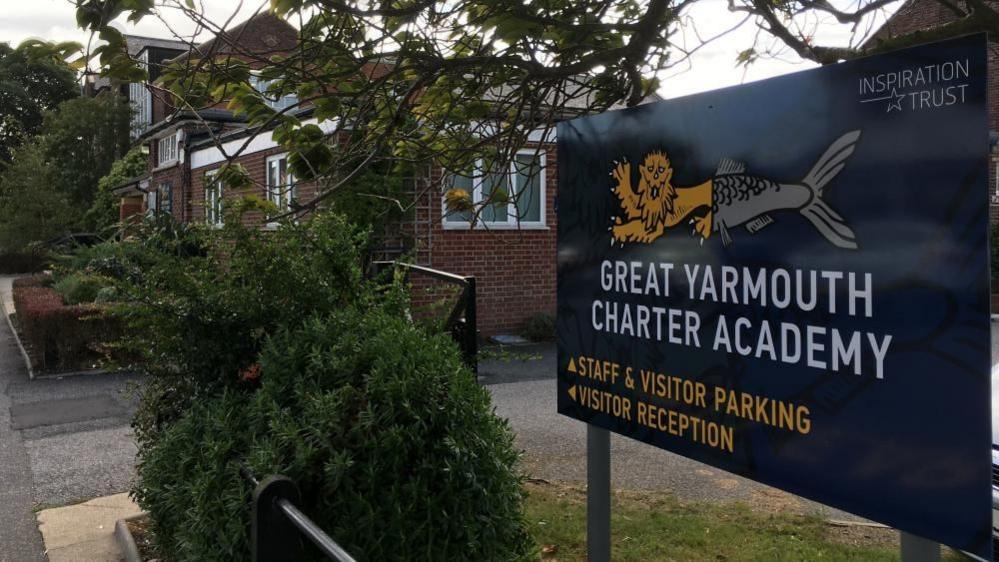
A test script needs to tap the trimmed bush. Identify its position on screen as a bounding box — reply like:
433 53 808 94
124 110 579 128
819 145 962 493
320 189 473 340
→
522 312 555 342
11 285 118 372
135 306 530 561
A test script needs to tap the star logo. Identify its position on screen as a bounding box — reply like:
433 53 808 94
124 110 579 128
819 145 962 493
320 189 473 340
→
886 89 905 113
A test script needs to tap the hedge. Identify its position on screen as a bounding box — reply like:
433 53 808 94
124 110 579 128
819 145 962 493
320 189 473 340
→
11 284 118 372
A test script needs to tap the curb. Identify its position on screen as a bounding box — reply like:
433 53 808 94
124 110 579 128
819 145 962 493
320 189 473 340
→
3 311 35 379
115 512 148 562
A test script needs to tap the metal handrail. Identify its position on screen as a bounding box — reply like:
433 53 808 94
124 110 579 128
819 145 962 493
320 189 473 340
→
370 260 478 376
276 498 357 562
242 467 357 562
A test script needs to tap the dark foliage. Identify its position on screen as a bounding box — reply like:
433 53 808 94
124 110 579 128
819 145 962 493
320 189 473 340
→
135 306 530 561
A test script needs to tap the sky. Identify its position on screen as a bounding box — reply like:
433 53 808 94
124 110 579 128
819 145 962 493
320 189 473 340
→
0 0 900 100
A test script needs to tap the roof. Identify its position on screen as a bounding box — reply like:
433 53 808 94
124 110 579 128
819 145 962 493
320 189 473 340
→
122 34 188 57
863 0 999 49
166 12 298 64
138 108 247 141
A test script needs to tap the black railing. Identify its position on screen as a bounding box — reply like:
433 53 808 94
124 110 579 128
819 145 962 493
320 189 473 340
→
241 467 357 562
370 261 478 375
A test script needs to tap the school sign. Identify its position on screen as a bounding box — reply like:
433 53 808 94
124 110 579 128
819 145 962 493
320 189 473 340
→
556 35 992 558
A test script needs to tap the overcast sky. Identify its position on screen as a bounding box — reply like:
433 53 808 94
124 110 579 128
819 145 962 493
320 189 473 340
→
1 0 898 100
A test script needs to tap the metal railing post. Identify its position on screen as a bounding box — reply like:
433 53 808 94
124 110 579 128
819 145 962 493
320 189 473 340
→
899 532 940 562
587 425 611 562
251 476 307 562
464 276 477 376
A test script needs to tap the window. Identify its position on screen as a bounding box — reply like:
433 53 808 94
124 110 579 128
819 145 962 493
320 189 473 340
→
129 83 152 138
266 154 295 220
994 160 999 197
250 75 299 111
204 171 223 227
443 151 545 228
129 51 152 139
158 133 179 166
157 182 173 215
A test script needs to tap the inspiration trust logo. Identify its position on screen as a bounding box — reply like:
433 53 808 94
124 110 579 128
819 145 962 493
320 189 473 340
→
858 59 971 113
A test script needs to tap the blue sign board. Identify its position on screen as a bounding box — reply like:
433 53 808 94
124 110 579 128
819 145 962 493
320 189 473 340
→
556 34 991 558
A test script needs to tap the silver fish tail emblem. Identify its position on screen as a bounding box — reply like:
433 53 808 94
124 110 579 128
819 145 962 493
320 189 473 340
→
711 130 861 249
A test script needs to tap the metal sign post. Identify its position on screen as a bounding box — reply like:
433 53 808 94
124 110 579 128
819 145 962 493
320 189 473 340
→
587 425 611 562
900 532 940 562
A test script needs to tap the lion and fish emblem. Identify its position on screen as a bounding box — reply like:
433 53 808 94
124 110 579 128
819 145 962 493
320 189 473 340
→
610 130 862 250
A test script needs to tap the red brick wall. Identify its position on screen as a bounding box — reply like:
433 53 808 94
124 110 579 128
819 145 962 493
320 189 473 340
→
414 145 558 337
189 146 319 227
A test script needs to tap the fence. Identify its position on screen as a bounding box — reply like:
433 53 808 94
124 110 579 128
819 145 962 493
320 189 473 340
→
370 260 478 375
241 467 357 562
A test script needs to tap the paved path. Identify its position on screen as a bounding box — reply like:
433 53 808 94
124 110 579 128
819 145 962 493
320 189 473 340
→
0 276 143 561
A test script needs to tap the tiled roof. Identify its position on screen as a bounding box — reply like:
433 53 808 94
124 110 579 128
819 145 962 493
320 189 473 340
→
166 12 297 64
122 34 189 57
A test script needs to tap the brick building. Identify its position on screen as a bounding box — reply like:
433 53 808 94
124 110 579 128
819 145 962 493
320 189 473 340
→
867 0 999 222
114 13 650 337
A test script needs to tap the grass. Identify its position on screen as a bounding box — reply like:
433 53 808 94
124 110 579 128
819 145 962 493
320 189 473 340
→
523 480 968 562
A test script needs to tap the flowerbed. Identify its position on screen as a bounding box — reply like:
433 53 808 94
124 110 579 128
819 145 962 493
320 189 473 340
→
11 281 119 373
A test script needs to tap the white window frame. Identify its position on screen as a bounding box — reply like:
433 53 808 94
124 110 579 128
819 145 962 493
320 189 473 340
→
442 150 547 230
265 153 296 227
158 132 179 166
994 160 999 198
204 170 223 227
249 74 299 112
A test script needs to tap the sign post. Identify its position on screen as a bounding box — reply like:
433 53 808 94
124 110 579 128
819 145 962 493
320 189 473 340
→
556 34 992 560
900 533 941 562
586 425 611 562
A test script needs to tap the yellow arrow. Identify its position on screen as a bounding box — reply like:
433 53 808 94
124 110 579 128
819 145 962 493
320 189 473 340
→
567 385 577 401
567 357 577 373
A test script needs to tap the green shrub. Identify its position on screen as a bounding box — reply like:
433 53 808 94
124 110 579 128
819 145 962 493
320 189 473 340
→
134 305 531 561
522 312 555 342
53 272 111 304
93 286 118 304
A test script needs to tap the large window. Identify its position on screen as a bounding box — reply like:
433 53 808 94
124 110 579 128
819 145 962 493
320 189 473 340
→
204 171 223 227
158 133 179 166
266 154 295 221
129 83 152 138
250 75 299 111
443 151 545 228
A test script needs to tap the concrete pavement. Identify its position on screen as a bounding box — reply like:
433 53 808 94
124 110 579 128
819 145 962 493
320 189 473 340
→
0 276 144 560
36 493 141 562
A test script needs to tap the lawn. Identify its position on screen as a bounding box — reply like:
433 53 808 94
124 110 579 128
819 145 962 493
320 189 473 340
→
523 480 967 562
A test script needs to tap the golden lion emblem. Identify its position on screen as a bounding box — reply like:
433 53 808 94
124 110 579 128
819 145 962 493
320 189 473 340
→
610 151 713 245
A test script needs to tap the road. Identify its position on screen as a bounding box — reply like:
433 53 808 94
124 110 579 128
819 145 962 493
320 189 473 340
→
0 277 142 562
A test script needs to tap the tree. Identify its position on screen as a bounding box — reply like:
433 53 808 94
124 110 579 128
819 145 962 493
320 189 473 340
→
41 94 132 209
86 146 148 232
64 0 987 219
0 42 79 171
0 93 132 250
0 143 77 250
